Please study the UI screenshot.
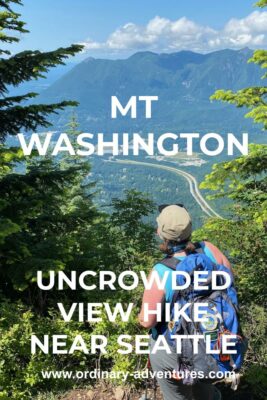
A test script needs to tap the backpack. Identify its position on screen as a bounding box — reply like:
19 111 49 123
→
159 245 248 384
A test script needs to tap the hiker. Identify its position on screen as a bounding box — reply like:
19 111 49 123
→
138 204 233 400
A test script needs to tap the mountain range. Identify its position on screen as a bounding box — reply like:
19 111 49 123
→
35 48 265 137
22 48 267 223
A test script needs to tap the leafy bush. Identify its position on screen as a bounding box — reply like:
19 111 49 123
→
0 299 92 399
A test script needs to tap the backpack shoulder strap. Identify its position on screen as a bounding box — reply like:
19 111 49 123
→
193 241 203 252
158 242 203 270
159 256 180 270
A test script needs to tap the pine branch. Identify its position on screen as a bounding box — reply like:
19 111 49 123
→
248 50 267 79
0 10 28 44
0 49 11 55
210 87 267 107
210 87 267 128
0 1 23 12
0 45 83 92
255 0 267 8
0 2 84 141
0 100 79 140
0 92 38 106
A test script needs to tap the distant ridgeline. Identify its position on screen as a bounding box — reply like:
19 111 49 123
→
33 48 265 139
16 48 266 225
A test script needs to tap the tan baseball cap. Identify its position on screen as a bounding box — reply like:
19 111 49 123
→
156 204 192 242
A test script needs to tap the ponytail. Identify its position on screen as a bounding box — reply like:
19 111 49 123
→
159 240 174 256
184 241 197 255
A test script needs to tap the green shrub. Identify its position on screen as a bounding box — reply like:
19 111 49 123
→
0 299 92 399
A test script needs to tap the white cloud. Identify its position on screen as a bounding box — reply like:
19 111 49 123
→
80 11 267 55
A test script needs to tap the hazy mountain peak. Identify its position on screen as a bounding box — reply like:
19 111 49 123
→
36 48 262 133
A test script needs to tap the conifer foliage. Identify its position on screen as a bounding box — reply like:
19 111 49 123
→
0 0 83 140
196 2 267 397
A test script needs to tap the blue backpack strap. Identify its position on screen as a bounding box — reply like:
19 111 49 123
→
193 241 203 251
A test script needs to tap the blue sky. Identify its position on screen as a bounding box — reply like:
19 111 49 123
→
11 0 266 59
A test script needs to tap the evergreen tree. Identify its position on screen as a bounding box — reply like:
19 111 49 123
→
256 0 267 8
0 1 97 308
0 2 159 398
0 0 83 141
195 2 267 397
